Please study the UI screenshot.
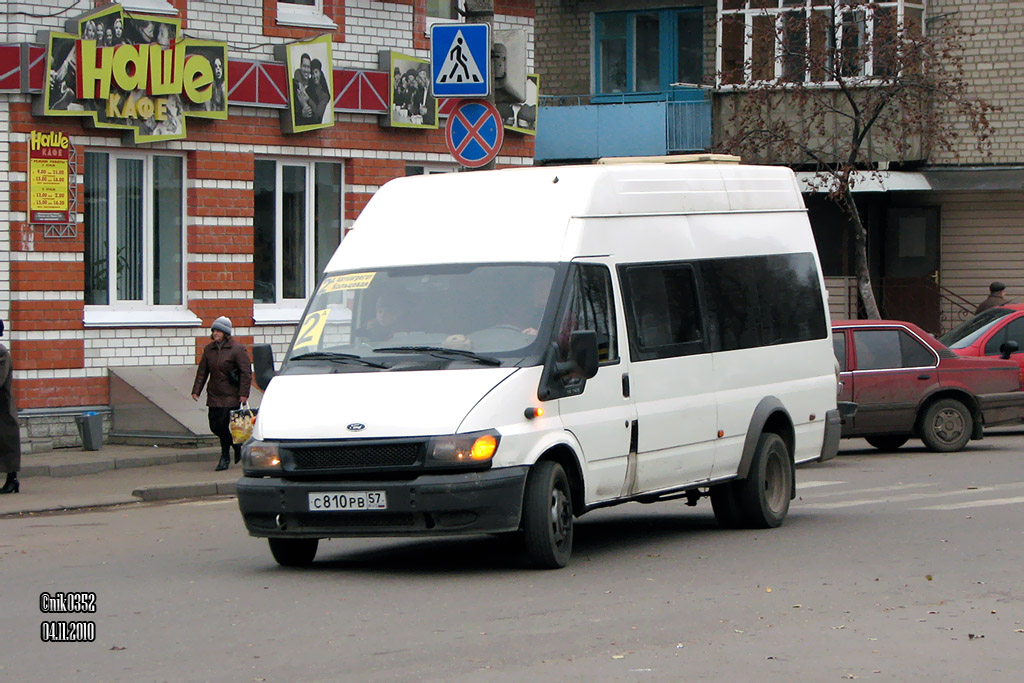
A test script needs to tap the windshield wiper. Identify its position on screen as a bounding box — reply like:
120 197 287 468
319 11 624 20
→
373 345 502 366
289 351 390 369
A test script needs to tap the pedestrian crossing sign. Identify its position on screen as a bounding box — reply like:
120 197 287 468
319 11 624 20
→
431 23 490 98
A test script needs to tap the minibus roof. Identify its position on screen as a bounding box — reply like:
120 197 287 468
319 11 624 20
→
328 163 806 271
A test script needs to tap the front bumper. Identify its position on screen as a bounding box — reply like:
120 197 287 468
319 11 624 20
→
978 391 1024 427
236 466 529 539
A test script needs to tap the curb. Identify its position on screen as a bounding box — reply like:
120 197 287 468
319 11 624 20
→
20 449 222 478
132 480 237 502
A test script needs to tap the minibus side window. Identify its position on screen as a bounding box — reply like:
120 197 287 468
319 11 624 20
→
619 263 706 361
555 265 619 364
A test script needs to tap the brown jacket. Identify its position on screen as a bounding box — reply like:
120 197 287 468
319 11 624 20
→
192 337 252 408
0 343 21 473
975 293 1007 316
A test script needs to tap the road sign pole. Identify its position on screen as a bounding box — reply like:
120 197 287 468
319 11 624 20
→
464 1 496 171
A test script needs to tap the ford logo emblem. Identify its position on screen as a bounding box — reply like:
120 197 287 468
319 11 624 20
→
347 423 366 432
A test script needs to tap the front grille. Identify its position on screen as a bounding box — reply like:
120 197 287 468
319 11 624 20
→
287 442 423 471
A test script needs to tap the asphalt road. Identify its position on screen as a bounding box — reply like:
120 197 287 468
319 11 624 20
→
2 433 1023 681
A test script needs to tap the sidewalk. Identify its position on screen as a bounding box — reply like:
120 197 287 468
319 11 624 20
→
0 444 241 516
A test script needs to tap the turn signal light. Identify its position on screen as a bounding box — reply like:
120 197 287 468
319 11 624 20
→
524 407 544 419
470 434 498 461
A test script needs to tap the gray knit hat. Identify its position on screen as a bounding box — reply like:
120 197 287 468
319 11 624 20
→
211 316 233 335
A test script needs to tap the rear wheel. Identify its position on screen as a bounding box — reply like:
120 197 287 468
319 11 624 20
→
865 435 909 451
920 398 971 452
521 461 573 569
737 433 792 528
268 538 319 567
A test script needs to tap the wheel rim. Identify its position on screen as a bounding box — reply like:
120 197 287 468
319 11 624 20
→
931 407 966 445
763 451 787 514
549 484 571 549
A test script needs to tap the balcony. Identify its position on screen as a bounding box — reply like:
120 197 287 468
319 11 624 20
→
535 88 712 163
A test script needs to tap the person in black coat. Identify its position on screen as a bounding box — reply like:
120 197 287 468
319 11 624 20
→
191 317 252 471
975 281 1008 315
0 318 21 494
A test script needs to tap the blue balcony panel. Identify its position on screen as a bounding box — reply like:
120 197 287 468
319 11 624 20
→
535 94 711 163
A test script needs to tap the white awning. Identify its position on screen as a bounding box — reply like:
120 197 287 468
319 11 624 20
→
797 171 932 193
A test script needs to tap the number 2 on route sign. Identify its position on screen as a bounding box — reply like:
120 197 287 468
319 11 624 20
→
445 99 505 169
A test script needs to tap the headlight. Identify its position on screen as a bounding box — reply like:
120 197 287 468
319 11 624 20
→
425 430 500 468
242 440 281 472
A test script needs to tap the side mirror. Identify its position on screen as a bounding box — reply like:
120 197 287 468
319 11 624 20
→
253 344 277 391
567 330 599 380
1000 340 1019 360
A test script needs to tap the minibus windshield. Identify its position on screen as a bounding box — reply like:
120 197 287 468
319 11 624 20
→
285 263 559 364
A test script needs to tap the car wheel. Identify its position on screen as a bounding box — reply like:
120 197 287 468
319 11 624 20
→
865 435 909 451
737 433 792 528
522 461 573 569
710 482 742 529
268 538 319 567
920 398 972 452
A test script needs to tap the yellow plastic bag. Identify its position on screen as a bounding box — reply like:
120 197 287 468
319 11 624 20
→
229 402 255 444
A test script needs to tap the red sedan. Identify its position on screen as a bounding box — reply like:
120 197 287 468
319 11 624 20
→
833 319 1024 452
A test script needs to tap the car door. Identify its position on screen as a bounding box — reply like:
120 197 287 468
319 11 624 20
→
834 328 854 408
617 262 716 493
553 261 637 503
850 327 939 434
981 314 1024 382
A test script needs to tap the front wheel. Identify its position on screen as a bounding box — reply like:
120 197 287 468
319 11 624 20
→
919 398 971 452
521 461 573 569
737 433 792 528
268 538 319 567
865 435 909 451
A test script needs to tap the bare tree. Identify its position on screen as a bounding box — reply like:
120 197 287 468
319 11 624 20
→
715 0 995 318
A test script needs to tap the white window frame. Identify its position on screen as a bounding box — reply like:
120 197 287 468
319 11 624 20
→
716 0 926 87
118 0 178 16
277 0 338 30
83 151 199 328
253 158 344 325
425 0 466 35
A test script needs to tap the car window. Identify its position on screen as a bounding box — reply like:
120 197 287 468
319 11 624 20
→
939 307 1014 349
854 330 901 370
900 331 937 367
833 331 847 371
983 316 1024 356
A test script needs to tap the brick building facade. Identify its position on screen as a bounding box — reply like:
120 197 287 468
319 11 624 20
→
0 0 534 445
534 0 1024 332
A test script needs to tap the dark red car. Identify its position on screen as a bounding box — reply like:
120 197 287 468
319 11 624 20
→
833 319 1024 452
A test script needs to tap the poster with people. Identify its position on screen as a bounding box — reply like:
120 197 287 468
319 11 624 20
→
41 5 228 143
499 74 539 136
381 51 437 130
282 36 334 134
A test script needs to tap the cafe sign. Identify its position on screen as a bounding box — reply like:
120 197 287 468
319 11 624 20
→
41 5 228 143
28 131 72 226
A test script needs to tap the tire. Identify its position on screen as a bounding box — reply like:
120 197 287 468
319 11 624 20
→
710 482 742 529
521 461 573 569
737 433 792 529
268 538 319 567
865 435 909 452
919 398 972 452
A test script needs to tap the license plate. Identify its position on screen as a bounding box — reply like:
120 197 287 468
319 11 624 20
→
308 491 387 511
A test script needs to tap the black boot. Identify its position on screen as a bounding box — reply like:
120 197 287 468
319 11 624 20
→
0 472 19 494
215 454 229 471
233 444 242 464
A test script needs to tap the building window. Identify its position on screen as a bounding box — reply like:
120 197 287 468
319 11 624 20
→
717 0 925 85
254 160 343 311
277 0 337 29
594 8 703 99
84 152 184 308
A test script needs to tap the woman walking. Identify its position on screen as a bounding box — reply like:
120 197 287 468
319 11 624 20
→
191 317 251 471
0 318 21 494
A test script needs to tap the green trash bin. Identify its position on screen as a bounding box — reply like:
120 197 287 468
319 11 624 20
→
75 411 103 451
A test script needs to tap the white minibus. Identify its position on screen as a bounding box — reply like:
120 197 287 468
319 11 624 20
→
237 161 840 568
